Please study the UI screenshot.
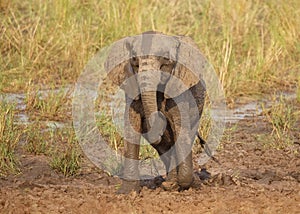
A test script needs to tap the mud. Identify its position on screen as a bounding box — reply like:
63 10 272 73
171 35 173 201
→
0 94 299 213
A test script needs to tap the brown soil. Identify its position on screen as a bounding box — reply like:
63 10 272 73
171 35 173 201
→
1 111 299 213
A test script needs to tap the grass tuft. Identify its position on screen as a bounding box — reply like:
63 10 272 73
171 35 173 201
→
24 122 49 155
50 127 81 176
96 112 123 153
25 84 71 121
261 95 298 148
0 101 21 176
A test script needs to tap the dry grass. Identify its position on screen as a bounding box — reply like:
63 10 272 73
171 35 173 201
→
1 0 300 175
0 101 21 176
25 83 71 121
297 77 300 103
0 0 299 97
50 127 82 176
261 94 298 148
24 122 50 155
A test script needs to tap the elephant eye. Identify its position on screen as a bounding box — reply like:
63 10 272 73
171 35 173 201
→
160 52 172 64
162 57 173 65
130 57 139 67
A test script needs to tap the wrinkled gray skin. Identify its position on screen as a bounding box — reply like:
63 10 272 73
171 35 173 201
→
106 32 206 194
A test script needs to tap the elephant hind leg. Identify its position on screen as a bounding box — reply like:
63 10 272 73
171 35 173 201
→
169 99 194 191
177 151 194 191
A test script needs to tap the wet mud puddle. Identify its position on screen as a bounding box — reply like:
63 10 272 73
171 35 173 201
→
0 90 68 128
214 92 297 124
1 90 297 126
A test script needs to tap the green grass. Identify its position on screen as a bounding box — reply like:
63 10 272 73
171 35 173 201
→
0 101 21 176
50 127 81 176
23 123 82 176
95 111 160 162
24 122 49 155
25 84 71 121
96 112 123 152
261 95 298 148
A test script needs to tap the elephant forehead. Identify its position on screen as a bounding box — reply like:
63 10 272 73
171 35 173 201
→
131 36 179 60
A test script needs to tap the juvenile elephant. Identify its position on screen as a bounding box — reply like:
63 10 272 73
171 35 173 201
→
105 31 206 193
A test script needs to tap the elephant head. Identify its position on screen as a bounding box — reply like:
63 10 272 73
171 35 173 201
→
105 32 204 144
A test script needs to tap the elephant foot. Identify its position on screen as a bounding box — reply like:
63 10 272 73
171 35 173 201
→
162 174 198 191
177 174 194 191
161 169 178 191
177 164 194 191
117 180 141 194
190 173 205 189
161 180 179 191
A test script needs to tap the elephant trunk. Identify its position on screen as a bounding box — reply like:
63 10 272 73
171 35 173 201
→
141 91 158 127
138 60 166 144
141 87 166 145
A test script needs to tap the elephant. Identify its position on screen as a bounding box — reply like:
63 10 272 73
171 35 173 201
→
105 31 207 193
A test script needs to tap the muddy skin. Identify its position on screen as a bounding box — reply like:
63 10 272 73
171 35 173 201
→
106 32 207 194
118 84 205 194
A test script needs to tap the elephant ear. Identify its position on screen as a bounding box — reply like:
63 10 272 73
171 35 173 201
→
105 37 140 100
164 36 207 98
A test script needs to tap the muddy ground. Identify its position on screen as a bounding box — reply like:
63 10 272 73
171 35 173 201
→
1 104 299 214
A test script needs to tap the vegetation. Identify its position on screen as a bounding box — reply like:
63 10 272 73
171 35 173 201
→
297 77 300 103
25 83 71 121
96 112 123 153
0 0 299 175
0 102 21 176
261 95 299 149
50 128 82 176
0 0 299 97
24 122 49 155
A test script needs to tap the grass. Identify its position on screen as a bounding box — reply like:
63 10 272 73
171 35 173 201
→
95 112 123 153
25 83 71 121
95 111 159 160
24 122 49 155
261 94 298 148
297 77 300 103
23 122 82 176
0 0 299 97
0 0 300 176
50 127 82 176
0 101 21 176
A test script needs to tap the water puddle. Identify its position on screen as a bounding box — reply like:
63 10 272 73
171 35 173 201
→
220 91 297 124
223 102 262 123
0 90 297 126
0 88 69 128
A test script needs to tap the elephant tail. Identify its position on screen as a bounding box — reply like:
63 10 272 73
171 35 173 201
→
196 132 220 165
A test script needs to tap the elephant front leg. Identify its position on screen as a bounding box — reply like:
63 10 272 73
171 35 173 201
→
172 101 194 190
117 99 142 194
160 146 179 191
